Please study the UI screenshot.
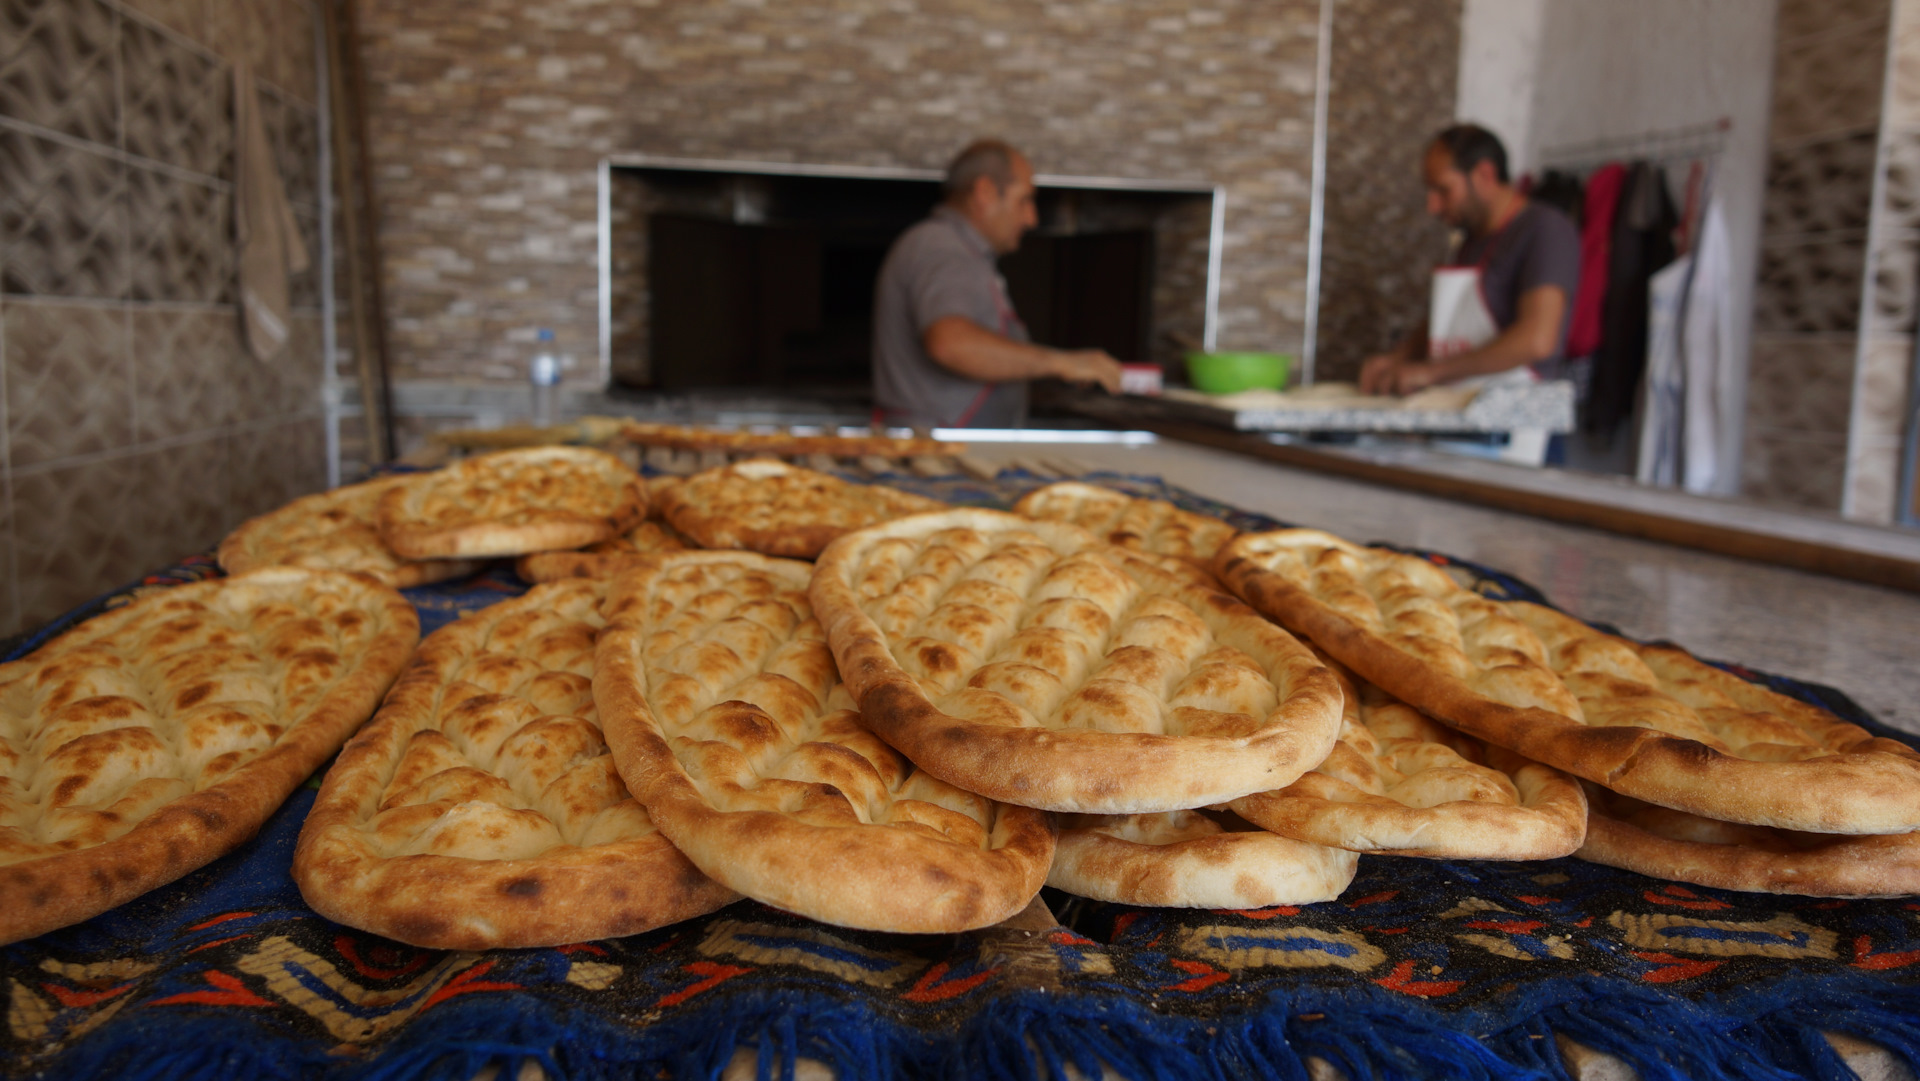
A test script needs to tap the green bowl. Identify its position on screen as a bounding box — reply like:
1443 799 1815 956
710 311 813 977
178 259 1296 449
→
1185 351 1291 395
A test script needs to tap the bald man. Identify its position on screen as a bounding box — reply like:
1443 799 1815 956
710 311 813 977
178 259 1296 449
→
871 139 1122 429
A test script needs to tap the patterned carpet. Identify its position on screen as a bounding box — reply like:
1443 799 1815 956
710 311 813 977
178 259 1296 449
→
5 467 1918 1081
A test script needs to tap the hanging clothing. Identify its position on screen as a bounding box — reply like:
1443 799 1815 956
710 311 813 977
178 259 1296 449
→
1564 163 1626 359
1636 252 1692 488
234 62 310 362
1680 193 1736 494
1586 162 1676 438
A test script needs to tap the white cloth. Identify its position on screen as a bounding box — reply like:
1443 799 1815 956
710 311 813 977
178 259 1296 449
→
1428 265 1535 391
234 62 310 362
1637 254 1691 487
1681 198 1736 494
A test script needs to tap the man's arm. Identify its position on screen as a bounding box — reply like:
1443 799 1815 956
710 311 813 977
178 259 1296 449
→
1357 326 1429 394
923 316 1124 393
1361 285 1565 395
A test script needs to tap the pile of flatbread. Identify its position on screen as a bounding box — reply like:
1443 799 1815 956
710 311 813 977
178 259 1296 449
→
9 456 1915 951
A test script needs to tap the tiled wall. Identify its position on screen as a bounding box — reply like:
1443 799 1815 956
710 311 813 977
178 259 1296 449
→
1313 0 1461 385
0 0 328 638
355 1 1323 389
1745 0 1890 511
1846 0 1920 522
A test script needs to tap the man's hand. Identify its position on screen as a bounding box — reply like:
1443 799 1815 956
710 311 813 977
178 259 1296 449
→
1359 354 1446 396
1050 349 1124 394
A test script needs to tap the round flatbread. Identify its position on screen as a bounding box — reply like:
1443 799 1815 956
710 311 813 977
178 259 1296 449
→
218 475 481 588
294 579 734 949
810 509 1343 813
658 460 944 560
595 551 1054 932
1049 809 1357 908
378 446 647 560
1 567 417 945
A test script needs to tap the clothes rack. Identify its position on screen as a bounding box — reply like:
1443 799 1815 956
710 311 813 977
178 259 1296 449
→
1535 117 1731 174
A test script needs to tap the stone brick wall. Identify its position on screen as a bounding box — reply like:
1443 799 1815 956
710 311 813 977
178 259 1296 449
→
355 1 1323 387
1313 0 1461 385
1 0 327 637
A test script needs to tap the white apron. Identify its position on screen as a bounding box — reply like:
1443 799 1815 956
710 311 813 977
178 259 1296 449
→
1427 258 1547 464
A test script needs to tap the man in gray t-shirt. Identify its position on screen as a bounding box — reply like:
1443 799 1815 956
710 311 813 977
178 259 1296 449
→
872 140 1123 429
1360 124 1581 395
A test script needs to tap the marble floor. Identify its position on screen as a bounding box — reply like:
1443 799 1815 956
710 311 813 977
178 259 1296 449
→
965 437 1920 736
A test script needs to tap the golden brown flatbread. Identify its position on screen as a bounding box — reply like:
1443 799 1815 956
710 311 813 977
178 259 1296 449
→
515 522 693 584
594 551 1054 932
1579 784 1920 897
658 460 943 559
1231 657 1587 859
293 578 735 949
1049 809 1357 908
1013 481 1238 570
218 475 481 588
378 446 647 560
620 423 962 458
1 567 417 945
1217 529 1920 834
810 509 1343 813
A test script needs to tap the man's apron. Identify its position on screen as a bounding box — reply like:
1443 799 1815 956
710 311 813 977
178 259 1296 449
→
1427 242 1548 464
1428 253 1535 390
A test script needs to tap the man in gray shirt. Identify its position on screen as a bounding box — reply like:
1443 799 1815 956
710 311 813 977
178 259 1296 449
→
1359 124 1581 394
872 140 1123 428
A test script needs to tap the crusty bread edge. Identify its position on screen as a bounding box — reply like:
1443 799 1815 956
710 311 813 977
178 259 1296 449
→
0 569 420 946
1577 808 1920 898
594 551 1055 932
377 448 648 560
1047 825 1357 908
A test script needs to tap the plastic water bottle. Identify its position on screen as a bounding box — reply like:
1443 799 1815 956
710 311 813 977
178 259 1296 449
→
530 328 561 427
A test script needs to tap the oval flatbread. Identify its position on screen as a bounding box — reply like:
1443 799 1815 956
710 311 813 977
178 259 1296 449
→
1 567 417 945
595 551 1054 932
1013 480 1238 571
1579 784 1920 898
218 475 482 588
1231 656 1587 859
658 460 944 560
378 446 647 560
811 509 1343 813
294 578 735 949
1218 530 1920 834
1050 810 1357 908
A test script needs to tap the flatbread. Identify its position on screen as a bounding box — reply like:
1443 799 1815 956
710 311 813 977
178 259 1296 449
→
595 551 1054 932
515 522 693 584
620 423 962 458
1 567 417 945
218 475 482 588
658 460 944 560
378 446 647 560
1217 530 1920 834
1049 809 1357 908
1231 656 1587 859
293 578 735 949
1579 784 1920 897
810 509 1344 813
1013 481 1238 570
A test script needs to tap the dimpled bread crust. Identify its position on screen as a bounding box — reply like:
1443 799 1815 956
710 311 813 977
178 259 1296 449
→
1013 481 1239 570
1230 655 1587 860
293 578 735 950
378 446 647 560
0 567 418 945
1218 530 1920 834
594 551 1054 932
658 460 945 560
810 509 1343 814
1578 784 1920 897
218 474 482 588
1049 809 1357 908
